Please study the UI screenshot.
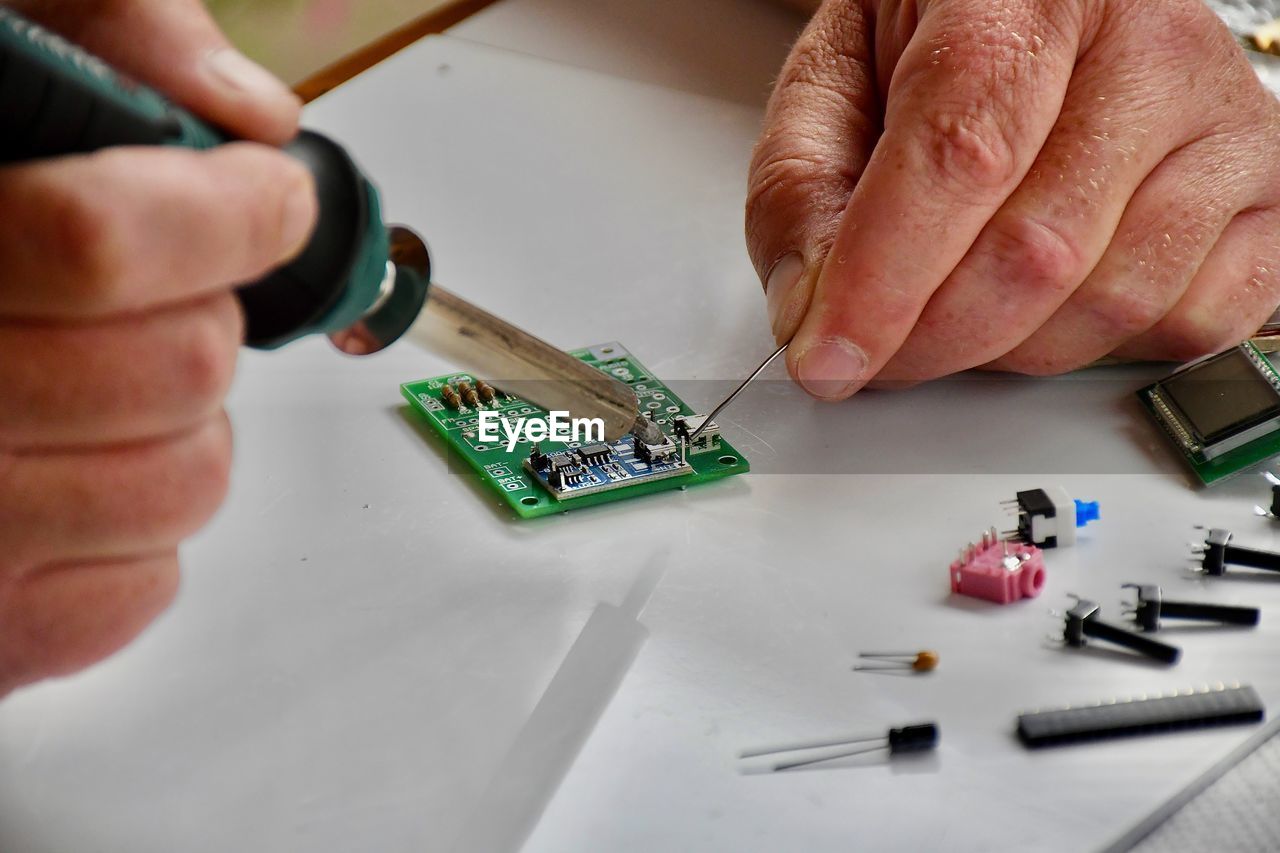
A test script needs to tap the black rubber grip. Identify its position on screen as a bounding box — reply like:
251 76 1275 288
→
0 38 179 163
0 8 388 351
238 132 369 347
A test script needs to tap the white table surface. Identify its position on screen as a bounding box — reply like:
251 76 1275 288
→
4 28 1280 853
451 0 804 107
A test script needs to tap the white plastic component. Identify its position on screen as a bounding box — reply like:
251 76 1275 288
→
1028 486 1077 548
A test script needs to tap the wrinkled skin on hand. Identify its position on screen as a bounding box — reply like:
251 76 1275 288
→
747 0 1280 399
0 0 315 696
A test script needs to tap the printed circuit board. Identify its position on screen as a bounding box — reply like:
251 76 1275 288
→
401 342 748 518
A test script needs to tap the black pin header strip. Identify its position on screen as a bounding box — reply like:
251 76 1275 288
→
1018 685 1264 748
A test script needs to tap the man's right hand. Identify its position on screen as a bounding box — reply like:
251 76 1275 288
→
0 0 317 696
749 0 1280 397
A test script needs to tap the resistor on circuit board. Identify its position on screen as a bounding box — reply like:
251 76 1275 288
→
441 384 461 409
457 380 480 408
477 381 498 404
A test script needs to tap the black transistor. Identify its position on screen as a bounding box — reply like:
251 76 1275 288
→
741 722 939 772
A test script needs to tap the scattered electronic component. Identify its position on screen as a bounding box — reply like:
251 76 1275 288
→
1254 470 1280 518
1122 583 1260 632
1137 342 1280 486
741 722 939 772
400 343 748 519
1059 595 1181 665
853 650 939 674
1192 527 1280 577
1017 684 1264 748
1001 486 1099 548
950 527 1046 604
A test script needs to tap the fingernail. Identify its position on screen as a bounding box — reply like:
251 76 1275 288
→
203 47 297 106
765 252 804 336
279 171 317 258
795 336 869 400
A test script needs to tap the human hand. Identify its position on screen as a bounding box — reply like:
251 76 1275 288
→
0 0 316 695
748 0 1280 399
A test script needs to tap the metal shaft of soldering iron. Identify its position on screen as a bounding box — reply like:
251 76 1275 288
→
686 343 788 443
0 8 651 444
404 286 652 443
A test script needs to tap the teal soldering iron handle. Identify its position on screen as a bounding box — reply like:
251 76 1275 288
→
0 7 429 353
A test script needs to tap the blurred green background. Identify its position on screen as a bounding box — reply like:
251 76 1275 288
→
207 0 452 86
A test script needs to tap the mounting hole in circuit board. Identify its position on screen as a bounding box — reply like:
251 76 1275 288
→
719 456 739 466
521 496 540 506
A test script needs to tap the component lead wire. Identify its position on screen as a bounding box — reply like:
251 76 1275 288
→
687 344 788 443
739 732 883 760
774 743 889 772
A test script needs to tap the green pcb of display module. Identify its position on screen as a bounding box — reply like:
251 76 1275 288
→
400 343 748 518
1138 342 1280 485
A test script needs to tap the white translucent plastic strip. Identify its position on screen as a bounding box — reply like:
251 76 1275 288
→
449 552 667 853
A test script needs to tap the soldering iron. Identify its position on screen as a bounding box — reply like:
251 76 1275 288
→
0 7 655 443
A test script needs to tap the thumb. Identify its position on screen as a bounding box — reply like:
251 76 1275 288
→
7 0 301 144
745 0 880 349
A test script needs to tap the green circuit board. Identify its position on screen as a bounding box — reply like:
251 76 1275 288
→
401 342 748 518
